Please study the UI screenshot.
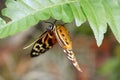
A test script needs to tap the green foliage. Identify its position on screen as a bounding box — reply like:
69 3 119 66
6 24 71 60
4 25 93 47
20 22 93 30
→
99 46 120 80
0 0 120 46
0 17 6 26
99 58 120 80
99 58 119 74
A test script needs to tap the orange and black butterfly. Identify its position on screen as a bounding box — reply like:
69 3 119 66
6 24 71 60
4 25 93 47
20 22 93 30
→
24 21 82 72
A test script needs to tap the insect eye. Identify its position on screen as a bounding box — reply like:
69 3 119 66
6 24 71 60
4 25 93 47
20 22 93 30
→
46 25 53 31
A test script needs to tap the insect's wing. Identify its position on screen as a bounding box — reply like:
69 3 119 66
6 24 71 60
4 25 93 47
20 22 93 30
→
64 50 82 72
31 31 57 57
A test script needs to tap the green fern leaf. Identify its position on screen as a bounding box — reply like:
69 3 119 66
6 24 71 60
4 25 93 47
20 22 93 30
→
79 0 107 46
102 0 120 44
0 0 120 46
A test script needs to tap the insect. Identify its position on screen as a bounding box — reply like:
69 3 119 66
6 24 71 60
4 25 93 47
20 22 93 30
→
52 24 82 72
24 21 82 72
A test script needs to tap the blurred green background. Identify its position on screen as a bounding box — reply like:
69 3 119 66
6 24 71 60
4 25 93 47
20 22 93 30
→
0 0 120 80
